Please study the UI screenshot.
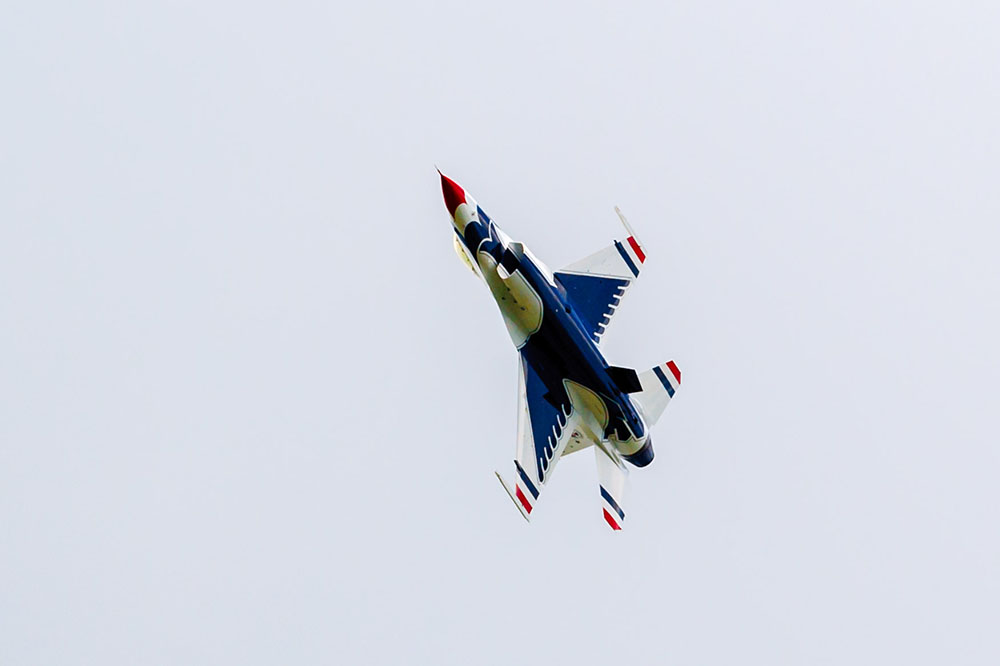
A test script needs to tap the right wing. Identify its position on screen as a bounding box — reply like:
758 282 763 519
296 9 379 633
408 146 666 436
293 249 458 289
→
496 356 583 521
554 208 647 344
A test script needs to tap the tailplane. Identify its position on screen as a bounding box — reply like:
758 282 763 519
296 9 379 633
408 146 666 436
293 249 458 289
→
632 361 681 426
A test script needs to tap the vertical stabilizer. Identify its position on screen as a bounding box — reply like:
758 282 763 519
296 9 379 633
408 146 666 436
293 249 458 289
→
595 445 628 531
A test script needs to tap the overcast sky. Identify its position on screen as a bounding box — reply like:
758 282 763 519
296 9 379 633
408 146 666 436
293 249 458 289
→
3 1 999 664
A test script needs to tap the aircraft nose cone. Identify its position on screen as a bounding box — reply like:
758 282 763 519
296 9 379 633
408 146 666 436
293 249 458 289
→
439 170 467 217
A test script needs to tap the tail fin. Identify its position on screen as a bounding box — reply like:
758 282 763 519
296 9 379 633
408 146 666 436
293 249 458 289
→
595 444 628 531
633 361 681 426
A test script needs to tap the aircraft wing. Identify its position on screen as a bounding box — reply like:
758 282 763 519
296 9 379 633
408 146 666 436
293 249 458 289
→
496 355 584 521
555 207 646 344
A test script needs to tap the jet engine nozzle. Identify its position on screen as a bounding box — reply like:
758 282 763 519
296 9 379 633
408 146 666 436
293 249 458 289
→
623 438 654 467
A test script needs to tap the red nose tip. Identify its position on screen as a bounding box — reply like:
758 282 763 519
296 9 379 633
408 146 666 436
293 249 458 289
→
439 170 466 217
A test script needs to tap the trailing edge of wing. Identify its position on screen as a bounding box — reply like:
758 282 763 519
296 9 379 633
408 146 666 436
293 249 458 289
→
556 209 646 344
555 272 630 344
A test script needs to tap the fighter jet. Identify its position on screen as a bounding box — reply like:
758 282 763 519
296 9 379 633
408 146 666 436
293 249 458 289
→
440 170 682 530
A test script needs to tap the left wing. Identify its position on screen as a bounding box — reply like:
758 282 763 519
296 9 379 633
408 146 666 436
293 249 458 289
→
496 356 584 521
555 208 647 344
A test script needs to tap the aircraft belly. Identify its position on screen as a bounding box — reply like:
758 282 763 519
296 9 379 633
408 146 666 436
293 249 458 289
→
478 252 543 348
563 380 609 443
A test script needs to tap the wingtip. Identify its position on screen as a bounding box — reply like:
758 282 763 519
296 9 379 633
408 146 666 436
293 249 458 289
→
495 471 532 523
614 206 637 239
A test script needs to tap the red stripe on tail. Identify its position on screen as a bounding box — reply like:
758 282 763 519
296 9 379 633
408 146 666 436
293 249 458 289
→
603 508 622 530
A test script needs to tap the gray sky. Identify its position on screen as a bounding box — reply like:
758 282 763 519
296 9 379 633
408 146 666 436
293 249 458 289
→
2 1 999 664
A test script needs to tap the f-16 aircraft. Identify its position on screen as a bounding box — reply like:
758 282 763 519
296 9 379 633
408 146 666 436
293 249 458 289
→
440 170 681 530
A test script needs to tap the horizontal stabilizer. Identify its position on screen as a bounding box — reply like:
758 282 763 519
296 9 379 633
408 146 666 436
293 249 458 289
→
633 360 681 426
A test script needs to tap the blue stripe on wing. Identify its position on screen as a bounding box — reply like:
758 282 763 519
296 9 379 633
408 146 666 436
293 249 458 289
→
555 272 631 343
515 460 539 499
522 360 570 484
